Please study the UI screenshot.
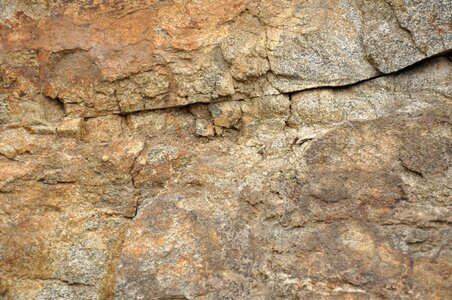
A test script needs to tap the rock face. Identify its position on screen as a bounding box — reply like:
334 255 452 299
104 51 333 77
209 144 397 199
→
0 1 451 299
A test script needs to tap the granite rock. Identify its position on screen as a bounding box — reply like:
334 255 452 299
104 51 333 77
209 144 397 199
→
0 1 451 299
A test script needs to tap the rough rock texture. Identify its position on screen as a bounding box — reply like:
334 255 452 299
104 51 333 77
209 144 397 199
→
0 1 451 299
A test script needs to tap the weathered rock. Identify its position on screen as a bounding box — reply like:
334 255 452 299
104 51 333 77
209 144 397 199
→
264 0 379 92
288 57 452 126
195 119 215 137
209 101 242 129
1 0 450 116
84 115 125 143
360 0 452 73
0 1 451 299
57 117 84 139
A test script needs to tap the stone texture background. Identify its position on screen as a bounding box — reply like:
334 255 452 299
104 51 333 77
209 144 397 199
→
0 1 451 299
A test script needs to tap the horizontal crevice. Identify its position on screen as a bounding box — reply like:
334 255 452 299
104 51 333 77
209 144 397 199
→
111 53 451 117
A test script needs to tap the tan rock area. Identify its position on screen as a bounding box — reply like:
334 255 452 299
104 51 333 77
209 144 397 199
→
0 1 451 299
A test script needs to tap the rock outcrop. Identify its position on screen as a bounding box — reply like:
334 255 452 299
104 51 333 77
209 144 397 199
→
0 1 451 299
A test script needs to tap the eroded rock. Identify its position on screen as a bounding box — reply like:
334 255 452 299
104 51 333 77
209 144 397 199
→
0 1 451 299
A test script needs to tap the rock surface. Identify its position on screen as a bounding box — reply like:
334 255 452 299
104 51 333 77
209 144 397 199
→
0 1 451 299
